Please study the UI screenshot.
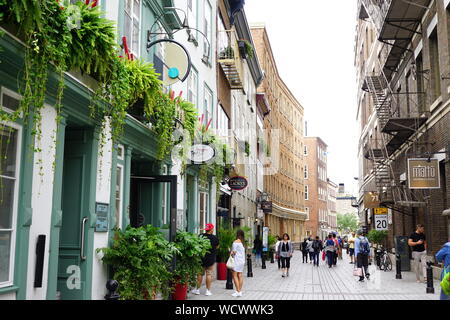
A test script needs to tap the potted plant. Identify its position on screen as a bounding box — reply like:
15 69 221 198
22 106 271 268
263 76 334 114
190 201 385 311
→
238 40 254 59
98 225 177 300
219 46 234 59
171 231 211 300
217 227 235 280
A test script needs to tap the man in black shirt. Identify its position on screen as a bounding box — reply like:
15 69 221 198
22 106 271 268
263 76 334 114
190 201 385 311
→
408 224 428 283
191 223 219 296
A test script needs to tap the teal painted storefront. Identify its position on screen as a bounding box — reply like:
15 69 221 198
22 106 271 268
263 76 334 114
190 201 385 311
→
0 0 215 299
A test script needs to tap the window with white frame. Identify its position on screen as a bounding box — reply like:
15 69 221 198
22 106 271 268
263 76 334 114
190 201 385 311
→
304 185 309 200
161 165 169 225
187 68 198 107
115 164 124 229
187 0 198 39
203 85 213 128
0 117 21 287
304 165 308 179
217 104 229 138
203 0 212 62
304 145 308 155
124 0 141 57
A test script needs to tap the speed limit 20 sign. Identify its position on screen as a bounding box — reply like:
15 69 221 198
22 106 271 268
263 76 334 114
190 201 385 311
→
374 208 388 231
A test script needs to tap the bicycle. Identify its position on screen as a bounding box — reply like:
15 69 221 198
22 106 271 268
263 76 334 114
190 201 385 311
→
379 247 393 271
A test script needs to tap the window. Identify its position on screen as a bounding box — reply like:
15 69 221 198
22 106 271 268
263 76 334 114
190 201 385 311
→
115 164 123 229
217 104 229 138
187 0 198 40
187 68 198 106
0 122 21 287
304 185 309 200
124 0 141 57
304 145 308 155
429 29 441 101
203 85 213 129
199 192 208 230
203 0 212 63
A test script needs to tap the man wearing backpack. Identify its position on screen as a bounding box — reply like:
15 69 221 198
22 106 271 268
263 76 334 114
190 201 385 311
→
354 229 371 282
312 236 322 266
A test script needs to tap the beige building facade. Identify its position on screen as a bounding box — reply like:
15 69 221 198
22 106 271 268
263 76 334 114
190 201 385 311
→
251 24 307 243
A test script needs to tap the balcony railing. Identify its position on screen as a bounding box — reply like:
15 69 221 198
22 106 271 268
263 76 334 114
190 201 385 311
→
218 30 244 89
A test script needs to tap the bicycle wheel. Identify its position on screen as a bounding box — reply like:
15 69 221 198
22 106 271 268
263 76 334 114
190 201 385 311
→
380 254 386 271
385 255 393 271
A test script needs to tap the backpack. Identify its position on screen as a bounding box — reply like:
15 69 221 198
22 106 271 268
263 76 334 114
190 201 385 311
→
312 240 320 250
359 237 370 255
441 267 450 295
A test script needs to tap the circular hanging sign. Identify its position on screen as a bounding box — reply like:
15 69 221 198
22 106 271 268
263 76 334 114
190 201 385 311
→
188 144 216 163
228 176 248 191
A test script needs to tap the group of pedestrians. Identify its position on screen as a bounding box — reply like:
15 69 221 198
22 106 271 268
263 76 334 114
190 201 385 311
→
191 222 450 300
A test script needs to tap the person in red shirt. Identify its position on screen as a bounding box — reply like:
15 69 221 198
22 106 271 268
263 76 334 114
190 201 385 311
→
332 233 339 266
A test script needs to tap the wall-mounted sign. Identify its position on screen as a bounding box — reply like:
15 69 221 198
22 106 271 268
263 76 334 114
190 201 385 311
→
187 144 215 163
261 201 272 213
95 202 109 232
364 192 380 208
262 227 269 252
408 158 440 189
374 207 388 215
228 176 248 190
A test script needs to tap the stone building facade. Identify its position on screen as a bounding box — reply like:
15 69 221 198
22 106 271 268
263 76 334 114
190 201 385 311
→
355 0 450 256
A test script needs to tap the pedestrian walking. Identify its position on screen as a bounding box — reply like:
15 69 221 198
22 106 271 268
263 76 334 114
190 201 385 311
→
435 239 450 300
307 237 315 263
354 229 371 282
253 234 263 267
312 236 322 266
324 234 336 268
348 232 356 264
332 233 339 266
230 229 246 297
191 223 219 296
274 236 282 269
301 238 309 263
277 233 293 277
337 236 343 260
408 224 428 283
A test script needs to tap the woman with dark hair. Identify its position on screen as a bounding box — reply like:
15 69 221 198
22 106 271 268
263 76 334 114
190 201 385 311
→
277 233 293 277
325 234 336 268
230 229 246 297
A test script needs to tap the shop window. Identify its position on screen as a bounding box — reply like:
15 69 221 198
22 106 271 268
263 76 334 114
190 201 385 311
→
115 164 123 229
0 122 21 287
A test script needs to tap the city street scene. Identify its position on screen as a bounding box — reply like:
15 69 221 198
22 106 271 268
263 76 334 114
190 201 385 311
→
0 0 449 302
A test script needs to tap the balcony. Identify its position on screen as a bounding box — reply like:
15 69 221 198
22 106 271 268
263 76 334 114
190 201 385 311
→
218 30 244 89
360 0 430 81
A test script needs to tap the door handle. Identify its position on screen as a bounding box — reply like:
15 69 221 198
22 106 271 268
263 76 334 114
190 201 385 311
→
80 217 88 260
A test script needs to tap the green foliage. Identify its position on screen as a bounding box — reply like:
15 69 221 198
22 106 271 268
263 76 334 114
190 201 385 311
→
243 40 254 59
172 231 211 287
337 213 359 234
98 225 177 300
268 234 277 248
217 227 235 262
244 141 250 157
367 230 388 246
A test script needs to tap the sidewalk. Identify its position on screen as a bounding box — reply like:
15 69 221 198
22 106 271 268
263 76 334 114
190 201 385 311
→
187 250 441 300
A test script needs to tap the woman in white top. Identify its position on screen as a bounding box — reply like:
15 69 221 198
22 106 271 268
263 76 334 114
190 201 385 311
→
230 229 246 297
274 236 282 269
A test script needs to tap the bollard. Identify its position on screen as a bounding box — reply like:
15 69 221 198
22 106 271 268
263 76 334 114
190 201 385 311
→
247 254 253 277
226 268 234 289
104 280 120 300
270 249 275 263
426 261 434 294
262 251 267 269
395 254 402 279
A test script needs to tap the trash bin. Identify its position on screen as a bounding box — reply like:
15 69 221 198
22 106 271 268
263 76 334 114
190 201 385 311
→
394 236 411 271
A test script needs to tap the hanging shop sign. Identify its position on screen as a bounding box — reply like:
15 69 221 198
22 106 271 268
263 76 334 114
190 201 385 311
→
261 201 273 213
187 144 216 163
408 158 440 189
364 192 380 208
228 176 248 190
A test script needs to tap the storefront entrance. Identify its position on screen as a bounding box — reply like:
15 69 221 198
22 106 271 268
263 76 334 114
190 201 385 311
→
56 126 97 300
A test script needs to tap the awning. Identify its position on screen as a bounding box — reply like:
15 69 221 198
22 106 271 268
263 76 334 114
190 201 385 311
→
256 93 271 115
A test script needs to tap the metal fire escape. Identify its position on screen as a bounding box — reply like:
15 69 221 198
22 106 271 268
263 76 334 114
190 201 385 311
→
359 0 431 209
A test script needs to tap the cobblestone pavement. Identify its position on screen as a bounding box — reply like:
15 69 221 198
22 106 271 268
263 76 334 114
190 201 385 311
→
187 251 441 300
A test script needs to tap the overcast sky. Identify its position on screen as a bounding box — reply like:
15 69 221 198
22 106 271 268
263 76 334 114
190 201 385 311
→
245 0 359 195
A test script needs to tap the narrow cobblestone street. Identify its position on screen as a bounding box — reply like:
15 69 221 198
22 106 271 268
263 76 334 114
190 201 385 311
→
188 251 441 300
